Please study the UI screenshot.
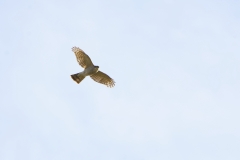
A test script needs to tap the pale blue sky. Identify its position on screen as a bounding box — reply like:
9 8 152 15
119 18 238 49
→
1 0 240 159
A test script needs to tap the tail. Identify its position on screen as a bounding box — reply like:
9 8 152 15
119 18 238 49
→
71 73 85 84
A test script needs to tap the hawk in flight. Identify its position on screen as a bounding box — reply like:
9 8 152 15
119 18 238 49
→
70 47 115 88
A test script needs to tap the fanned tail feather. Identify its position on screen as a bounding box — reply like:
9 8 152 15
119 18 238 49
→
71 73 85 84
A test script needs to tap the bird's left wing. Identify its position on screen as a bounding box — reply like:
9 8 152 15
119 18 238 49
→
72 47 93 68
90 71 115 88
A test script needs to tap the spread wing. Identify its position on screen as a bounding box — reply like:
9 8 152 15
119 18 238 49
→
90 71 115 88
72 47 93 68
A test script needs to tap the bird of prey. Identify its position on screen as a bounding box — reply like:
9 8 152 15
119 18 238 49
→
70 46 115 88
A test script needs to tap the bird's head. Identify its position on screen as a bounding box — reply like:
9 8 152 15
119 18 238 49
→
94 66 99 72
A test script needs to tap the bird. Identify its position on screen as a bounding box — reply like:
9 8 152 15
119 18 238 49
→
70 46 115 88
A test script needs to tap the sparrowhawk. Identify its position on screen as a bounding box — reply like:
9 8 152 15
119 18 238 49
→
70 47 115 88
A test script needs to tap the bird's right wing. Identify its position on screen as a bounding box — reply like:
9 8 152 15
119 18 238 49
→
72 47 93 68
90 71 115 88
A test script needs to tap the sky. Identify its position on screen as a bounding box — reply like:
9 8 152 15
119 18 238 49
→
1 0 240 159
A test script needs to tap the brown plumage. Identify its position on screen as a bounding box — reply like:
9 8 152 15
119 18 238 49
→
71 47 115 88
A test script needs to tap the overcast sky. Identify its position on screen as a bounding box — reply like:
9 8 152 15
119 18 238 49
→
1 0 240 159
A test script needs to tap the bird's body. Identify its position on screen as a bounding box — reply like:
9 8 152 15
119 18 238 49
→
70 47 115 88
83 65 99 76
